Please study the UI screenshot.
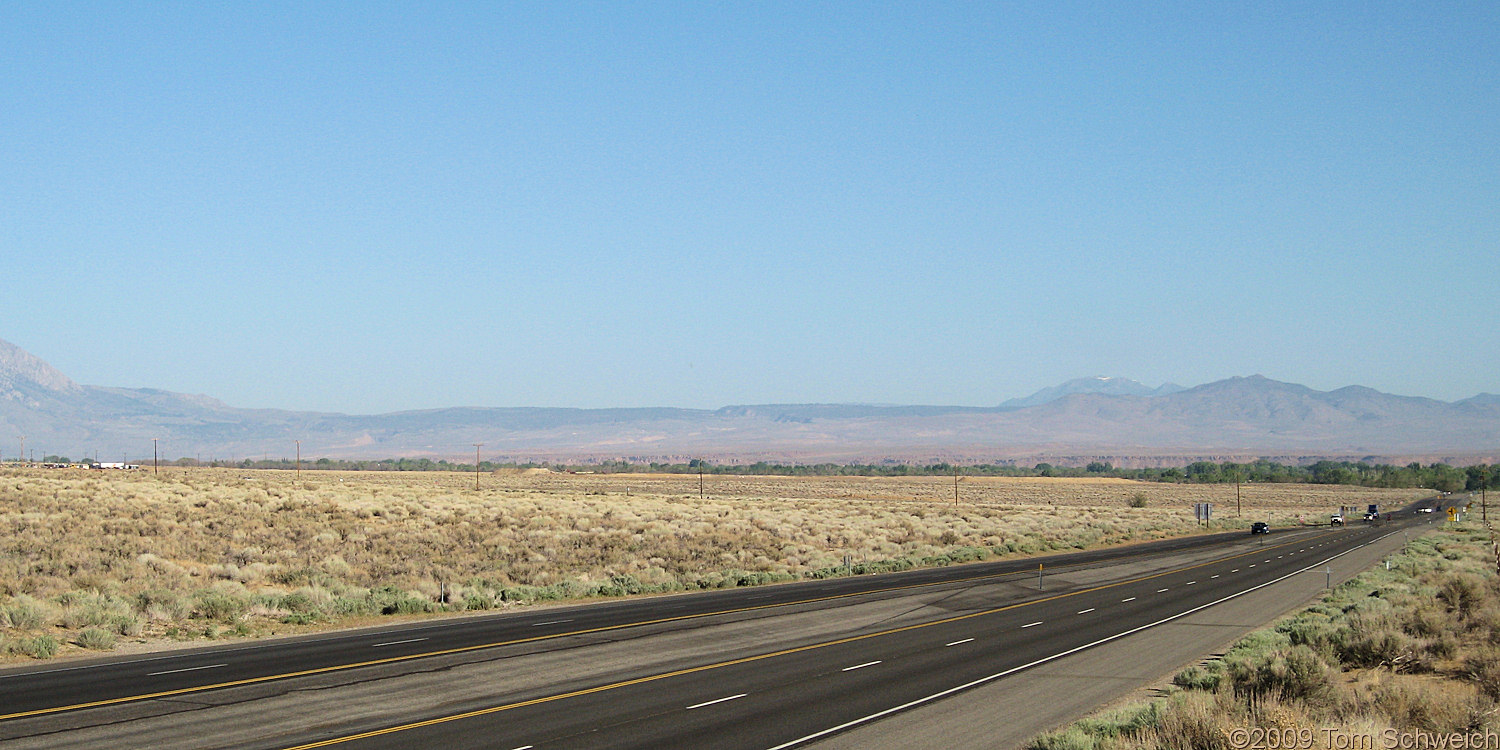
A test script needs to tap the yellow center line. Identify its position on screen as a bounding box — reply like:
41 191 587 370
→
275 530 1341 749
0 529 1334 724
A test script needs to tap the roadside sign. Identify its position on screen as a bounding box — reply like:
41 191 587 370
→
1448 506 1459 522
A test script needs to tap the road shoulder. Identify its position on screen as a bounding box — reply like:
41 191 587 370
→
807 525 1428 750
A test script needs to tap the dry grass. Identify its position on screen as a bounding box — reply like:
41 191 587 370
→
0 467 1426 660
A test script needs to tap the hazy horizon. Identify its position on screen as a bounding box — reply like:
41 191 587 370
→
7 337 1493 415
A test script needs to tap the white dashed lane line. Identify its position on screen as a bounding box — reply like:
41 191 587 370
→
1076 608 1095 614
147 664 227 677
371 638 428 648
687 694 747 710
1022 622 1043 628
946 638 974 647
842 661 882 672
1157 588 1169 593
1121 597 1136 602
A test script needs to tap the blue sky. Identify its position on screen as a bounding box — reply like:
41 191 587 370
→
2 2 1495 412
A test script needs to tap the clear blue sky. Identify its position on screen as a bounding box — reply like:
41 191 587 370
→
2 2 1495 412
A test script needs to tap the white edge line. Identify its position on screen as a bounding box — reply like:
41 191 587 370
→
0 526 1363 682
146 663 228 677
0 596 607 680
945 638 974 647
763 535 1388 750
532 619 574 626
687 693 748 709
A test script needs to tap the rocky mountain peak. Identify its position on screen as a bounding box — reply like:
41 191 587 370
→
0 338 81 394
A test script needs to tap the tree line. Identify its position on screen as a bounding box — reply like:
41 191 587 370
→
33 454 1491 494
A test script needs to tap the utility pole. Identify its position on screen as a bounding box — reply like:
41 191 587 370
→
153 438 158 476
699 468 704 499
17 436 24 466
954 472 959 506
1482 466 1488 525
295 440 301 481
1236 470 1242 517
473 443 484 490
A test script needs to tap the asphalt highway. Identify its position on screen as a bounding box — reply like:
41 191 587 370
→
0 523 1307 720
303 518 1429 749
0 494 1453 749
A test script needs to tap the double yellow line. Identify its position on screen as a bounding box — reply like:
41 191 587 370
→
279 530 1341 749
0 530 1335 729
0 559 1066 722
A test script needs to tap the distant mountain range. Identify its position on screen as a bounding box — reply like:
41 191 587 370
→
1000 376 1186 408
2 337 1497 466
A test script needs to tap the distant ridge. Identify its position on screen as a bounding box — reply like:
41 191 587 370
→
0 337 1495 465
1000 376 1185 408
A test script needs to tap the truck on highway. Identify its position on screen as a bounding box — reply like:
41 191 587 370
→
1364 504 1379 521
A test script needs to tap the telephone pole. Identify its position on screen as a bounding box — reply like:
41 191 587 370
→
954 472 959 506
1480 465 1488 526
16 436 24 466
295 440 301 481
153 438 158 476
473 444 484 490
